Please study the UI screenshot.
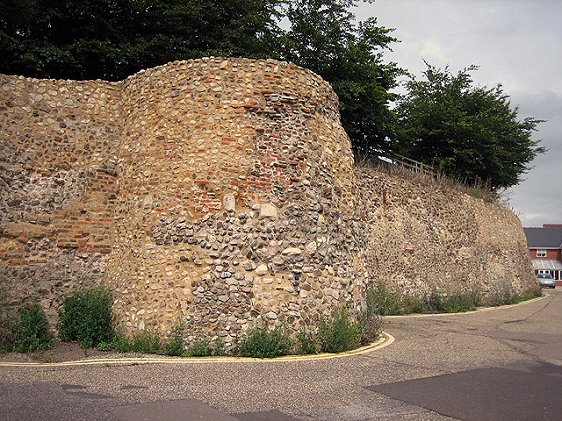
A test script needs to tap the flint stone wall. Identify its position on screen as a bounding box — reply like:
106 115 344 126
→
0 58 535 347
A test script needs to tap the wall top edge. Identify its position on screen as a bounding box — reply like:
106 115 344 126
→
0 57 329 87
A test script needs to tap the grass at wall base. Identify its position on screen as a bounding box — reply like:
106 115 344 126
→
0 284 543 359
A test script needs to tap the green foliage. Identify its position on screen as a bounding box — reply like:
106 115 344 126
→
357 286 383 345
485 283 518 307
0 0 283 80
110 330 132 353
96 341 112 351
57 286 114 348
239 325 293 358
400 295 425 314
186 337 213 357
163 324 185 357
440 292 480 313
369 283 402 315
213 338 226 356
281 0 403 154
317 307 361 353
14 304 51 352
0 0 402 156
129 330 161 354
296 327 318 354
396 63 545 189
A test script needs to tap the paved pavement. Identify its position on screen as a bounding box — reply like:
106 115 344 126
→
0 289 560 420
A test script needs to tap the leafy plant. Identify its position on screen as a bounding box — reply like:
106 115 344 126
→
14 304 51 352
129 330 161 354
370 283 402 315
163 324 185 357
58 286 114 348
186 337 212 357
296 327 318 355
357 286 383 345
400 295 425 314
213 338 226 356
317 307 361 353
111 330 132 353
239 325 293 358
440 292 480 313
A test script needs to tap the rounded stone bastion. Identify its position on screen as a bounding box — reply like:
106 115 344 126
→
106 57 368 348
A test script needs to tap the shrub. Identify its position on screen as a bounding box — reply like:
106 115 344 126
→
400 295 425 314
424 290 445 312
212 338 226 356
317 307 361 353
14 304 51 352
163 325 185 357
58 286 114 348
440 292 480 313
111 330 132 353
357 287 383 345
239 325 292 358
486 283 517 307
129 330 161 354
370 283 402 315
296 327 318 354
186 337 212 357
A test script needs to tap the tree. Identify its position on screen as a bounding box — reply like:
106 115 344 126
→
280 0 403 154
0 0 282 80
0 0 402 154
395 64 545 189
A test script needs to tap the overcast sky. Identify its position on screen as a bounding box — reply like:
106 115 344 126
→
355 0 562 227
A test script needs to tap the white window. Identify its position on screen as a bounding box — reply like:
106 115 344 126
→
536 249 547 257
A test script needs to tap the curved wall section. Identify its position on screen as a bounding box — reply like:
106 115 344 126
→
106 58 365 347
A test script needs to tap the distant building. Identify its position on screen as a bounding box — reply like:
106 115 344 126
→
523 224 562 285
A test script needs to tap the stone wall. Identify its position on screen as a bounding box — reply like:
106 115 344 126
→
355 167 535 299
0 74 121 320
0 58 535 345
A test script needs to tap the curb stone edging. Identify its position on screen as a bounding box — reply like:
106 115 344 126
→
0 332 395 368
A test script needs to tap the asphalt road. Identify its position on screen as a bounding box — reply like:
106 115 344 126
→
1 289 560 421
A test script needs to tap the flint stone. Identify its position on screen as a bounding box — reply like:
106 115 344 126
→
223 193 236 211
282 247 302 256
259 203 278 219
255 264 268 276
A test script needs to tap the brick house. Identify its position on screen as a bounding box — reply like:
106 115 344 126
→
523 224 562 285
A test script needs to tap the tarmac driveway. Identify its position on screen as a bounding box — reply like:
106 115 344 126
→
1 289 560 420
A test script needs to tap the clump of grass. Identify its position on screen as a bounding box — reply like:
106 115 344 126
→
129 330 161 354
186 336 213 357
58 286 114 348
295 327 318 355
239 325 293 358
357 287 383 345
369 283 402 315
163 324 185 357
14 304 52 352
400 295 425 314
317 307 361 353
110 330 132 353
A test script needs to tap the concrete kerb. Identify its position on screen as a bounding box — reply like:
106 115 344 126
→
0 332 395 368
384 292 549 320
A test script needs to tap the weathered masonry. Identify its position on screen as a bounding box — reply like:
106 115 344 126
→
0 58 535 348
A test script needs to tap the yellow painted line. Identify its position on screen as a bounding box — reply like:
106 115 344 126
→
0 332 395 368
385 293 550 319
